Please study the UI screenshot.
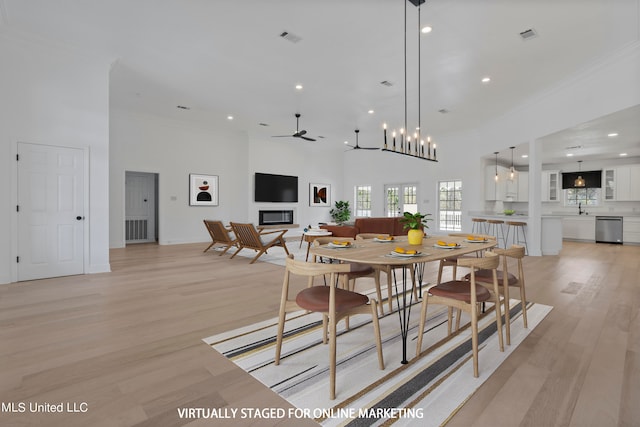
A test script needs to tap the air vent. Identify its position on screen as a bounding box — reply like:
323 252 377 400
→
519 28 538 40
176 105 190 110
438 108 450 114
565 145 583 150
258 123 269 127
279 31 302 43
380 80 393 87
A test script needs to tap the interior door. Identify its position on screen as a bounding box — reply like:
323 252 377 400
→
125 171 156 244
17 142 85 281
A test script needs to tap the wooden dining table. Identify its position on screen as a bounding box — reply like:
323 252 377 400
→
310 234 497 364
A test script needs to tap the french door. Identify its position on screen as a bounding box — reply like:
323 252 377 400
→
384 184 418 217
17 143 85 281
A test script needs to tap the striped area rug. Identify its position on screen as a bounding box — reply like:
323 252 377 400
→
204 294 552 426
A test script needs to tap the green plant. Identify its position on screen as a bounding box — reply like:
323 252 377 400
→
399 211 432 230
330 200 351 224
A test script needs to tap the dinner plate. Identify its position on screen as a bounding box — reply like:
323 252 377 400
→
327 242 352 248
433 244 461 249
465 238 488 243
305 231 331 236
373 238 395 243
389 251 422 257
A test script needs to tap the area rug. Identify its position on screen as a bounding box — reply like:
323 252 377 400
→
203 292 552 426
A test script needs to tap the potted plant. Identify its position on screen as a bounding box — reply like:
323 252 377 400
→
330 200 351 225
399 211 432 245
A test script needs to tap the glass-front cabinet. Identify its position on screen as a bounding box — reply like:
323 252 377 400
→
604 169 615 200
541 170 559 202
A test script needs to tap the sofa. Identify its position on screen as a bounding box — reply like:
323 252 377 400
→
320 217 410 238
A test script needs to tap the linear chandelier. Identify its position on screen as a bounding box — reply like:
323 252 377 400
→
381 0 437 162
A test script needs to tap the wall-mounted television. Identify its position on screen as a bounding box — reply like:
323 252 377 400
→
254 172 299 203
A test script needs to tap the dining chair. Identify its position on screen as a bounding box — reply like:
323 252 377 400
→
311 237 381 314
274 255 384 400
229 222 289 263
355 233 416 314
202 220 238 256
436 234 496 284
465 245 527 345
416 251 504 378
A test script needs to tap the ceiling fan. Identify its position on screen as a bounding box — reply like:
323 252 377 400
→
272 113 316 141
345 129 379 151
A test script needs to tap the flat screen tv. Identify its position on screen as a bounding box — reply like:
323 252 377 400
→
254 172 298 203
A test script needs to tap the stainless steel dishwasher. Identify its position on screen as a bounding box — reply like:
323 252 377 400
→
595 216 623 244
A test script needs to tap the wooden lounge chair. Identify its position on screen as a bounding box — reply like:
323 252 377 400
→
203 220 237 255
229 222 290 264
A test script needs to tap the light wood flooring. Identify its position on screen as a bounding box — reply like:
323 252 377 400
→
0 241 638 426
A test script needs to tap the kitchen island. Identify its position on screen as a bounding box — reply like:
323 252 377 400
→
468 213 563 255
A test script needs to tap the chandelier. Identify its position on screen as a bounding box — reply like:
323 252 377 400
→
381 0 437 162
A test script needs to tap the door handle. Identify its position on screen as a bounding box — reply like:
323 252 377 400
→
76 216 84 221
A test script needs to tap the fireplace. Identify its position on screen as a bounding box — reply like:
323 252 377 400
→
259 210 294 226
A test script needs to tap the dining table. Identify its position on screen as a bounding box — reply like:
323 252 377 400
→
309 234 498 364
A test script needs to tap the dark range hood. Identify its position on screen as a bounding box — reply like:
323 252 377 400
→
561 170 602 189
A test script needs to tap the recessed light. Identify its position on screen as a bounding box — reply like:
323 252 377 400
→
481 77 491 83
421 26 432 34
344 141 349 145
566 153 574 157
227 115 234 120
295 84 303 90
608 132 618 137
620 153 628 156
521 154 528 158
368 110 375 114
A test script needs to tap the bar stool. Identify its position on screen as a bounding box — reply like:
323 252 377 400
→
505 221 528 254
486 219 506 248
471 218 487 235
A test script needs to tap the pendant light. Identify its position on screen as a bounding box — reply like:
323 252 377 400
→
509 146 515 179
575 160 585 187
494 152 499 181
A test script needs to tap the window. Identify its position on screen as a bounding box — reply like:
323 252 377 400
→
565 188 600 206
385 184 417 217
438 180 462 231
354 186 372 217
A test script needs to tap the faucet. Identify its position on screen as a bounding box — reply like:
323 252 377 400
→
578 202 583 215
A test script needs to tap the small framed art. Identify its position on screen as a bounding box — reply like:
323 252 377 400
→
189 174 219 206
309 183 330 207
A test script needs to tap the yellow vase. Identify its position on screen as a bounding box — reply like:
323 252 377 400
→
407 229 424 245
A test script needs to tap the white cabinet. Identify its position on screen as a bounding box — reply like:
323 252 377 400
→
562 216 595 241
541 170 560 202
517 171 529 202
485 165 508 201
623 217 640 244
604 169 615 200
603 165 640 201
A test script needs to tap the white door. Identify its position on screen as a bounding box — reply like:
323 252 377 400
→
125 172 156 244
17 143 85 281
384 184 418 217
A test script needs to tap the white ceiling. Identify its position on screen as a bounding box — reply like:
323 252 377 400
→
2 0 639 159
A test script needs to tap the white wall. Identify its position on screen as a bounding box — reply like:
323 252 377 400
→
0 32 111 284
109 110 251 247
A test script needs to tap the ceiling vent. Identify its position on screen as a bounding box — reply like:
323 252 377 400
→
519 28 538 40
438 108 450 114
380 80 393 87
279 31 302 43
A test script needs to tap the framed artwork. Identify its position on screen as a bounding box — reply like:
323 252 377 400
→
189 174 219 206
309 183 330 207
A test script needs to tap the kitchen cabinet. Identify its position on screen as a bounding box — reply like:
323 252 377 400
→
541 170 560 202
562 216 595 241
603 165 640 201
623 217 640 244
517 171 529 202
485 165 508 201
